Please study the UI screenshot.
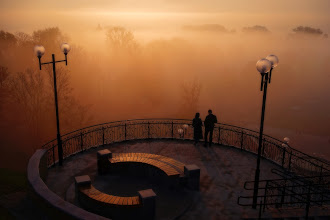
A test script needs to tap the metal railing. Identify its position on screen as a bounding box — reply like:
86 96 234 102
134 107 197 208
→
41 119 330 178
238 169 330 219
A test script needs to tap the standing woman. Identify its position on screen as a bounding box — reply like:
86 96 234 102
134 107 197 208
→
192 112 203 145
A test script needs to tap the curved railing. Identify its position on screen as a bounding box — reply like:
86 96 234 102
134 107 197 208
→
42 119 330 178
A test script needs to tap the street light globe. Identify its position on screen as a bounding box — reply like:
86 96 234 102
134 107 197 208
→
256 58 272 74
284 137 290 144
178 128 184 134
61 43 71 55
183 124 189 129
266 54 279 68
34 45 45 57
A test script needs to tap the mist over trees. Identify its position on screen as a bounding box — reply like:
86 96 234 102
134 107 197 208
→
106 27 139 54
0 23 329 170
290 26 328 38
180 79 202 117
242 25 270 33
182 24 235 33
0 27 91 168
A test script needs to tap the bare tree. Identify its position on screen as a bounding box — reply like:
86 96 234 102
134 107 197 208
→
0 30 17 50
43 65 91 133
0 66 10 111
105 26 139 54
0 66 9 87
6 68 47 139
180 79 202 117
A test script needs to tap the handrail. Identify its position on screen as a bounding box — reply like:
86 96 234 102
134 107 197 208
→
40 119 330 179
42 119 330 166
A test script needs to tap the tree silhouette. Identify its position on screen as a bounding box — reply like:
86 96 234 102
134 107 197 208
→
43 65 91 133
0 66 10 111
180 79 202 117
0 66 9 87
292 26 323 35
242 25 270 33
6 68 47 140
0 30 17 50
105 27 139 54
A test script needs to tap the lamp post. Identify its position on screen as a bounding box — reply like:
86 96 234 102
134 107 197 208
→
34 43 71 166
252 55 279 208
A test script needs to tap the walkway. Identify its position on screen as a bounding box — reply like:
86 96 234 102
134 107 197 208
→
46 139 282 219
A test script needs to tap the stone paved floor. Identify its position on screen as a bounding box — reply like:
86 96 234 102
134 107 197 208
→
46 139 284 220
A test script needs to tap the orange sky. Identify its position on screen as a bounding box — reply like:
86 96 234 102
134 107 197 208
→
0 0 329 34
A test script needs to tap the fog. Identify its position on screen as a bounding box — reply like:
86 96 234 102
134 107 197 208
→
0 2 329 170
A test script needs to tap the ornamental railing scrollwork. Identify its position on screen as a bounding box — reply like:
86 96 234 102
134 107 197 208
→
41 119 330 180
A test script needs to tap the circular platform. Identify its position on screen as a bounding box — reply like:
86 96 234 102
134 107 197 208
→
45 139 282 219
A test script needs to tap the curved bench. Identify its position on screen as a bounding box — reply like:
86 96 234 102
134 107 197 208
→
109 155 180 177
97 150 200 190
81 185 141 206
115 153 185 175
75 175 156 220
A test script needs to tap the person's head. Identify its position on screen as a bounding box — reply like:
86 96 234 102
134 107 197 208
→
208 109 212 115
195 112 200 118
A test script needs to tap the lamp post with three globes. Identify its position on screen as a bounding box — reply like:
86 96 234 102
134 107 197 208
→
252 54 279 208
34 43 71 166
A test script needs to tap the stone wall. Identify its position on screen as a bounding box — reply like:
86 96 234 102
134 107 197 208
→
27 149 108 220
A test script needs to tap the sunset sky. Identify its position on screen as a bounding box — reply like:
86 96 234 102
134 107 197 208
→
1 0 329 34
0 0 329 162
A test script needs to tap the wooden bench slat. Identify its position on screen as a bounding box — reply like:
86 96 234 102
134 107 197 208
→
110 153 182 176
132 196 140 205
108 195 117 204
100 194 111 202
97 192 108 202
117 197 124 205
104 195 114 203
112 196 120 205
127 197 133 205
122 198 128 206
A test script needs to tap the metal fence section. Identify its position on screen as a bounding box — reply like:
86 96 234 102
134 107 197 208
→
238 169 330 218
41 119 330 178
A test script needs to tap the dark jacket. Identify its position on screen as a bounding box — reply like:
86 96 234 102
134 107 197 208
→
192 118 203 140
204 114 217 130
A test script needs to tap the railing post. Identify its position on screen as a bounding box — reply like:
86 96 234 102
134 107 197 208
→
125 121 127 141
263 181 268 212
280 180 286 208
258 200 263 220
240 130 244 150
281 147 286 167
319 164 323 184
171 121 174 139
52 144 55 166
102 127 105 146
262 138 265 156
320 182 324 205
80 132 83 152
148 121 150 139
288 152 292 171
218 126 221 144
305 183 311 220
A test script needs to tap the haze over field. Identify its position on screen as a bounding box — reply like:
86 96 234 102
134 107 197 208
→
0 0 329 170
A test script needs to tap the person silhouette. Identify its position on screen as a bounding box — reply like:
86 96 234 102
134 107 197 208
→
204 109 217 147
192 112 203 145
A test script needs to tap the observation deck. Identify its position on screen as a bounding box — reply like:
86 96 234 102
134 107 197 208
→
27 119 330 219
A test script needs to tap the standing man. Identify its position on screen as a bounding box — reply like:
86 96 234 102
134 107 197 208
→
204 109 218 147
